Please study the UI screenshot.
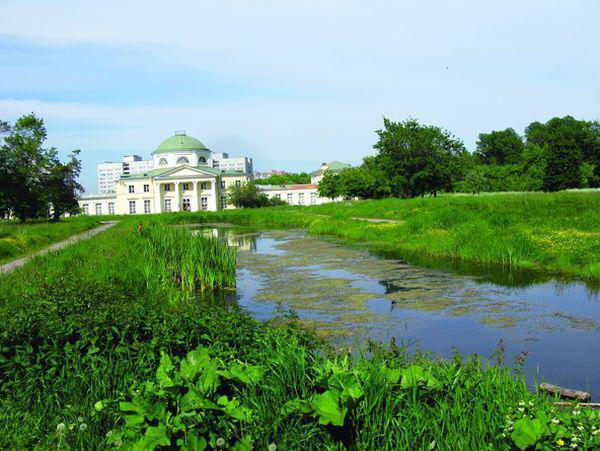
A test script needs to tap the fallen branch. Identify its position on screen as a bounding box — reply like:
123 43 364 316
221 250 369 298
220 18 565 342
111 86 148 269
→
540 383 591 401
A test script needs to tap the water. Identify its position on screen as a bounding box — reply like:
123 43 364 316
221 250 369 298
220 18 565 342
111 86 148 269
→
198 224 600 399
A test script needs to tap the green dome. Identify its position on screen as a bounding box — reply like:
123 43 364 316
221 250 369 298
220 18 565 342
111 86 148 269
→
153 132 208 154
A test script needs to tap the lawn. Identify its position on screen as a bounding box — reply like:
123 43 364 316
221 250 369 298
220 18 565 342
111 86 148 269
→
0 215 598 449
172 191 600 284
0 216 100 263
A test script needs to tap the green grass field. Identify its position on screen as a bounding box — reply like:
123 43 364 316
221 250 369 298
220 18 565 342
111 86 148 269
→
0 215 599 449
174 191 600 284
0 216 100 263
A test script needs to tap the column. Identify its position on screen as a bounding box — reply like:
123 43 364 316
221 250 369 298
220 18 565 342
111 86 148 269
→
210 178 219 211
191 181 199 212
173 182 180 212
154 182 162 214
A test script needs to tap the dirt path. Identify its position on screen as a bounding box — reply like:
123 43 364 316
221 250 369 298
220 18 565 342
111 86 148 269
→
0 221 118 275
350 217 403 224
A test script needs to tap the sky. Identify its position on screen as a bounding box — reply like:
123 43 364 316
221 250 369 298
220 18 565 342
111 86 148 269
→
1 0 599 193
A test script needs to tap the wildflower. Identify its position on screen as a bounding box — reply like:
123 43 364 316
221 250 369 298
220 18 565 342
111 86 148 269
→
216 438 226 448
268 444 277 451
570 444 578 449
592 428 599 436
557 439 565 446
79 423 87 431
551 418 560 424
573 410 581 415
518 407 525 413
94 401 104 412
56 423 66 433
528 401 534 407
106 431 113 438
518 401 525 406
577 425 584 431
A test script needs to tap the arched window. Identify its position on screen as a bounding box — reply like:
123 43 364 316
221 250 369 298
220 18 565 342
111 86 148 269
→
198 156 207 164
158 158 168 166
176 156 189 165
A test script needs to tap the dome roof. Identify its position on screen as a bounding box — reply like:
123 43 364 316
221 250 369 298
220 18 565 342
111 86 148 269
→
153 131 208 154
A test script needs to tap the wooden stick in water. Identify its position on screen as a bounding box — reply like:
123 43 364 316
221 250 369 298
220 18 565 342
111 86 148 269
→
540 383 591 401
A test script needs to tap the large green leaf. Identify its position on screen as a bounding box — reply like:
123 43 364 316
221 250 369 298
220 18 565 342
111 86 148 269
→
329 371 364 403
511 417 547 450
179 347 211 382
219 363 263 386
311 390 348 427
156 351 175 389
180 389 221 412
133 425 170 451
400 365 441 390
196 360 220 394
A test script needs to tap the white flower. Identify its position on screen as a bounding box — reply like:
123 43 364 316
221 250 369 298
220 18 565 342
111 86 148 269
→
56 423 66 433
551 418 560 424
577 425 584 431
518 407 525 413
268 444 277 451
519 401 525 406
573 410 581 415
106 431 113 438
79 423 88 431
216 438 226 448
570 444 578 449
528 401 534 407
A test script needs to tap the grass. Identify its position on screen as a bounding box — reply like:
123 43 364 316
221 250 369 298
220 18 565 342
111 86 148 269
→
0 215 100 263
167 191 600 284
0 212 598 448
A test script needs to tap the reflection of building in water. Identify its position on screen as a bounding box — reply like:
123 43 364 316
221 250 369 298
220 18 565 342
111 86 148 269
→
202 228 257 252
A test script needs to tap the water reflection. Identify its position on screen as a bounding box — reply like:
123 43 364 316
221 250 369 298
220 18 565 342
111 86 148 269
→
194 224 600 398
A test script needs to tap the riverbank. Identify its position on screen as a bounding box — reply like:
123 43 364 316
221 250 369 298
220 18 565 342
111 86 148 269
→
1 217 599 448
174 192 600 284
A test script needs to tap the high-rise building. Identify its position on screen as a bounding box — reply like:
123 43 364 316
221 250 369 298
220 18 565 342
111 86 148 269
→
97 155 154 193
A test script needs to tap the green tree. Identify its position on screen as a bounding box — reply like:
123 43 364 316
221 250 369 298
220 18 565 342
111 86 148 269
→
372 118 467 197
227 182 270 208
474 128 524 165
46 150 84 221
317 171 342 199
254 172 310 185
525 116 593 191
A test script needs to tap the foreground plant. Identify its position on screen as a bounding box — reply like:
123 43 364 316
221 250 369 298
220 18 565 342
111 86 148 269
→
103 347 261 449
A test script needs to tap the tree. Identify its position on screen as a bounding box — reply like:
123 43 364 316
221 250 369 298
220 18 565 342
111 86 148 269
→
524 116 594 191
474 128 524 165
254 172 310 185
317 171 342 200
371 118 468 197
46 150 84 221
227 182 270 208
0 114 83 221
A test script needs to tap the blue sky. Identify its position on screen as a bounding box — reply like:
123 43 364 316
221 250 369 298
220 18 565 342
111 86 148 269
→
1 0 599 193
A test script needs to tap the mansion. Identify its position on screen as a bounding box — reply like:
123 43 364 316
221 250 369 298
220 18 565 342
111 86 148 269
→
78 131 350 215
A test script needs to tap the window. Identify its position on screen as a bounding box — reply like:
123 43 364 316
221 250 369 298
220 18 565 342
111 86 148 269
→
200 181 207 189
182 183 190 191
182 198 191 211
128 200 136 215
298 193 305 205
95 203 102 215
201 197 208 211
82 204 89 215
144 199 151 214
159 158 168 166
128 185 134 193
176 156 189 165
164 198 172 212
199 156 206 163
220 180 226 189
164 184 171 192
108 203 115 215
220 196 227 209
310 192 317 205
235 180 241 187
143 184 150 192
287 193 293 204
274 194 281 200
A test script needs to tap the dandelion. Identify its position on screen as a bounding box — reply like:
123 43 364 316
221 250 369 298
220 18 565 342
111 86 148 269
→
216 437 226 448
56 423 66 433
77 416 84 423
268 444 277 451
557 439 565 446
79 423 87 431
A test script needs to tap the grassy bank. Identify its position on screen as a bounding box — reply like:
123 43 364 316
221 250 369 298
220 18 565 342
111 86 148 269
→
174 191 600 284
0 216 100 263
0 216 599 449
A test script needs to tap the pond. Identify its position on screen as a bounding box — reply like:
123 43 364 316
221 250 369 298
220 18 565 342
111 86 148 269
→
195 224 600 399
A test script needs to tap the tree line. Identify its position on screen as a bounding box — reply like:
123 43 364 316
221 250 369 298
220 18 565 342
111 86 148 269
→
318 116 600 199
0 114 83 221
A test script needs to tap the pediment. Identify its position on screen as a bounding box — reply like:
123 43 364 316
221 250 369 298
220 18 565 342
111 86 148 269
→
155 165 218 179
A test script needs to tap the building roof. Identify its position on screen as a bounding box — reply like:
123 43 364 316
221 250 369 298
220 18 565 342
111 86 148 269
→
153 131 209 154
310 161 351 176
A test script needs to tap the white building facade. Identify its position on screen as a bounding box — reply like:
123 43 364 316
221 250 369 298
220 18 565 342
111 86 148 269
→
80 131 251 215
